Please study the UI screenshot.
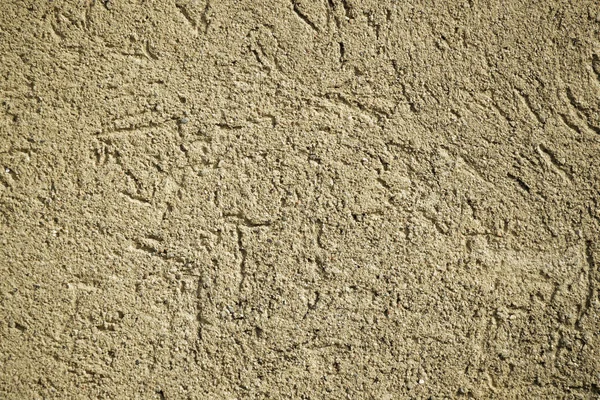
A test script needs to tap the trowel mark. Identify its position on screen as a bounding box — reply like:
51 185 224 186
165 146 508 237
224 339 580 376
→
565 87 600 135
592 54 600 85
224 213 271 295
515 90 544 125
576 241 596 330
200 1 211 33
142 41 158 61
338 0 352 20
456 155 492 186
506 173 530 194
175 4 199 35
232 225 248 294
537 144 572 183
175 1 210 35
120 191 151 206
291 0 318 32
326 0 340 29
96 121 166 141
558 113 583 136
48 22 65 42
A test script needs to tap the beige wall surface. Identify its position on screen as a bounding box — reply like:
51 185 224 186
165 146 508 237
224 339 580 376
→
1 0 599 398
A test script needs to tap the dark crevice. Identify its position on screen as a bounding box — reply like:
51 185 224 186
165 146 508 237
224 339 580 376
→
507 173 530 193
292 1 318 32
236 226 248 293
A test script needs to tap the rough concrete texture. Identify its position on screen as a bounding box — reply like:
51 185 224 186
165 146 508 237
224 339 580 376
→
1 0 600 398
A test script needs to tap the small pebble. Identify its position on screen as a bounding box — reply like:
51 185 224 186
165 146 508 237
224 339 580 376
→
179 117 189 125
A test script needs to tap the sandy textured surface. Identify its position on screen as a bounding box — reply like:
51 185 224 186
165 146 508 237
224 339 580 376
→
1 0 600 398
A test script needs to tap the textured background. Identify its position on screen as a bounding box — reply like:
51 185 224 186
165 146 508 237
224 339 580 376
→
1 0 600 398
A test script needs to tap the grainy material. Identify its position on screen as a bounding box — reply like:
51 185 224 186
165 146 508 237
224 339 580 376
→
1 0 600 398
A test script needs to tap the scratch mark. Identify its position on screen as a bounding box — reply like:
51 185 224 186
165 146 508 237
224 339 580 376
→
456 155 491 185
339 42 345 64
83 1 93 31
322 92 387 122
558 113 583 135
133 241 159 254
576 241 595 330
48 22 65 41
259 113 277 127
235 226 248 293
224 212 272 227
326 0 340 29
120 191 151 206
224 213 270 294
14 322 27 332
316 220 326 250
340 0 351 20
124 170 144 192
303 291 320 319
376 177 391 191
485 372 499 393
215 122 244 130
99 126 146 139
537 144 572 182
132 239 187 265
585 120 600 135
0 178 9 190
292 1 318 32
515 90 544 125
507 173 530 193
565 87 583 112
96 119 170 140
200 0 211 33
175 4 198 34
195 275 210 341
142 41 158 60
489 100 512 123
565 88 600 135
250 45 269 71
592 54 600 84
416 210 446 235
